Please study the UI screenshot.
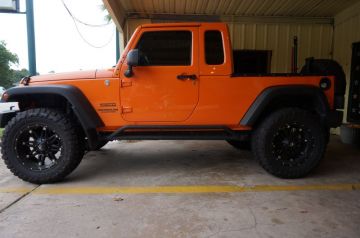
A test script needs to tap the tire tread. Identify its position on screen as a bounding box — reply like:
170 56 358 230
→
1 108 84 184
252 108 326 178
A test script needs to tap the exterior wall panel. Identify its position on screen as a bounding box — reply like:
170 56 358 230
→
228 22 333 72
123 19 333 73
124 18 151 43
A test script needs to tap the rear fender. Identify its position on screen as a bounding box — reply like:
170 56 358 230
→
240 86 335 127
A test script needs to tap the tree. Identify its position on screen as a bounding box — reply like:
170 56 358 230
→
11 68 30 84
0 41 27 88
0 41 18 88
100 4 111 23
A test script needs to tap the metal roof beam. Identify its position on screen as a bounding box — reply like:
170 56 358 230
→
221 15 334 25
127 13 220 22
127 12 333 25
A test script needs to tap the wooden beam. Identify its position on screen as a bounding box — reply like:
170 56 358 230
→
102 0 127 32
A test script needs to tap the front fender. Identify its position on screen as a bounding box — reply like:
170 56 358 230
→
3 85 104 149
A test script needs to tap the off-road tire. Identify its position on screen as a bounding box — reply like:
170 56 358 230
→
252 108 326 178
1 108 84 184
227 140 251 151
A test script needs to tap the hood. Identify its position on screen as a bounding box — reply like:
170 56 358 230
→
29 70 97 83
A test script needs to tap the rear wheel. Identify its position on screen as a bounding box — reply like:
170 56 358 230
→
252 108 326 178
1 108 84 184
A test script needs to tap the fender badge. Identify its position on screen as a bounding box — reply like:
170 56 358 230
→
105 80 110 86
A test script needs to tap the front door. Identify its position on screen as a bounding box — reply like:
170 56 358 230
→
119 28 199 122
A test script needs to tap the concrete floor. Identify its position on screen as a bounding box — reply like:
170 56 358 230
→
0 135 360 238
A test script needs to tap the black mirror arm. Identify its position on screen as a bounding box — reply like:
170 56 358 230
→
124 65 134 78
124 49 140 78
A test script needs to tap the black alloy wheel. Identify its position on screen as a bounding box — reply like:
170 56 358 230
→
15 124 63 171
271 122 314 168
1 108 84 184
252 108 326 178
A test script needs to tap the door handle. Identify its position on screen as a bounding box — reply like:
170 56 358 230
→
177 74 197 80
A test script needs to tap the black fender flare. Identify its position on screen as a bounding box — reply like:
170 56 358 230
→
4 85 104 150
240 85 331 126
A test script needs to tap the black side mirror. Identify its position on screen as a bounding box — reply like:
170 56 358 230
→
124 49 139 78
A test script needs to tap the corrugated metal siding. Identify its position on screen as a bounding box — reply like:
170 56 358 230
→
123 19 333 73
228 22 333 72
119 0 358 17
125 19 151 42
123 20 333 73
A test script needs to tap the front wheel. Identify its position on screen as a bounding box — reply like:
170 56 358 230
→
252 108 326 178
1 108 85 184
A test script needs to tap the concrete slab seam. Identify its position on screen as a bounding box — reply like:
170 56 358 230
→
0 185 40 214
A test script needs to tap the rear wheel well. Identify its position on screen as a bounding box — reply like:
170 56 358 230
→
252 94 328 128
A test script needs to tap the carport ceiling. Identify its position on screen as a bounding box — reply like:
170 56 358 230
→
103 0 360 29
120 0 358 17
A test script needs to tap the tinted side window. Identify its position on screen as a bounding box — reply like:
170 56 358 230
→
136 31 191 66
205 31 224 65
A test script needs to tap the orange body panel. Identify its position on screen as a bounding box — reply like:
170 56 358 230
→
119 26 200 122
29 23 335 132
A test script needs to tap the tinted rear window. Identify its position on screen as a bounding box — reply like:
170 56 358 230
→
205 31 224 65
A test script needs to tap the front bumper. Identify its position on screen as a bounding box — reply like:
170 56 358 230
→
0 102 19 128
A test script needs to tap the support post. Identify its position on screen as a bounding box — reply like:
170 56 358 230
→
116 29 120 63
292 36 298 73
26 0 36 75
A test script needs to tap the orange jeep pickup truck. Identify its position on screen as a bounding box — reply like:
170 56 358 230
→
0 23 345 184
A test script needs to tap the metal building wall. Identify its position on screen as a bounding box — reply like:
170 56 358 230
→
124 19 151 43
123 19 333 73
228 22 333 73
